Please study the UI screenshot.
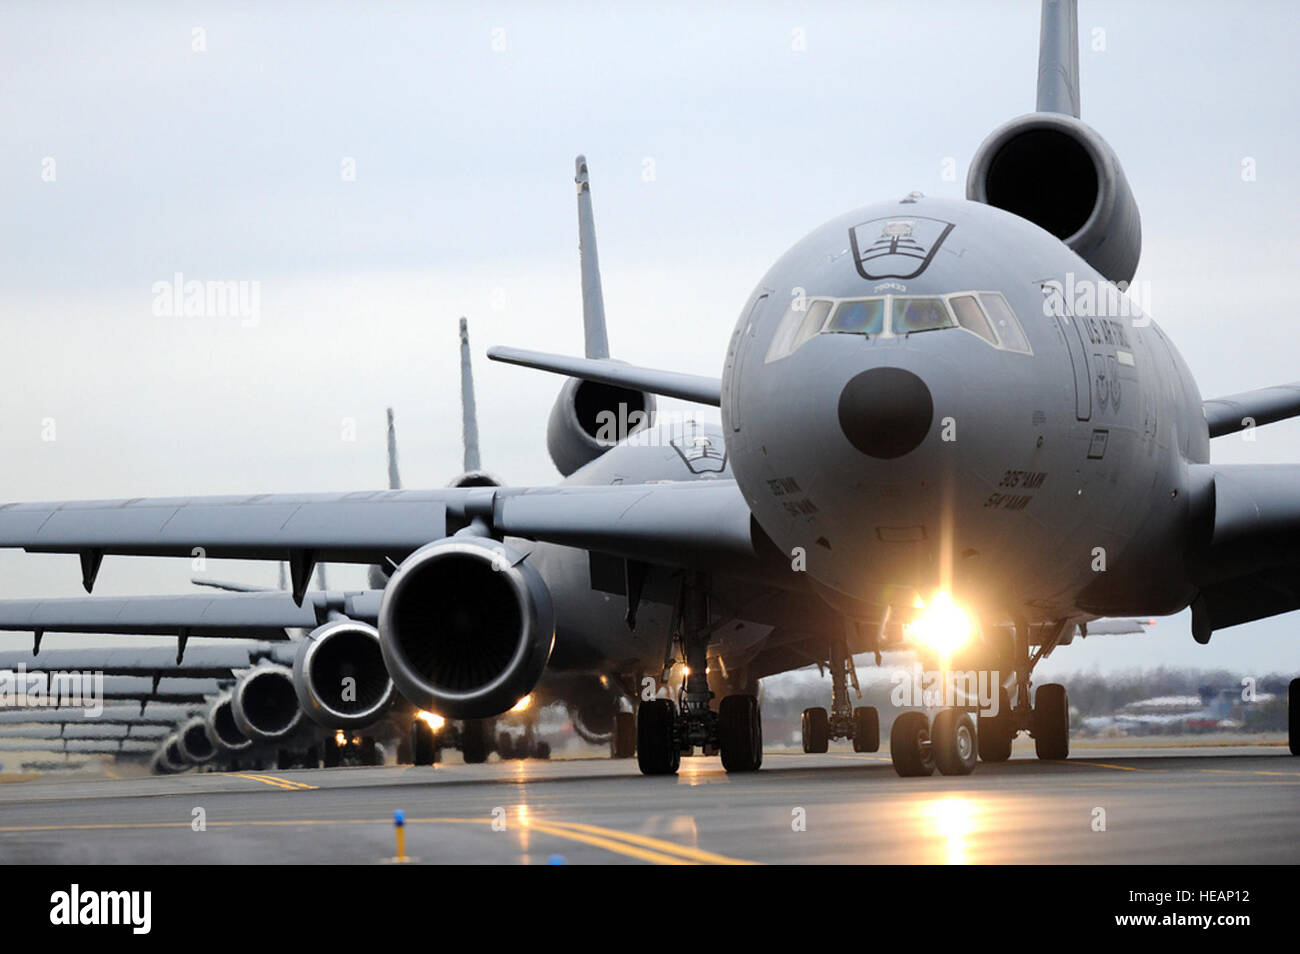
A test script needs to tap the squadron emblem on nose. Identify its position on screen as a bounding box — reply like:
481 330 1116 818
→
849 215 955 281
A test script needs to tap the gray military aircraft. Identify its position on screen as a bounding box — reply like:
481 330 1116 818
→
0 0 1296 778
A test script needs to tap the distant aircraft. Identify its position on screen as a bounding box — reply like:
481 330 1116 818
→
0 1 1296 777
1082 687 1277 735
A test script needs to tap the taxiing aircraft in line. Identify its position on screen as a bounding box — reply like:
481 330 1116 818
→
0 1 1295 777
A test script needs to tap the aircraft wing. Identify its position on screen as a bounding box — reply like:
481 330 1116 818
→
1185 463 1300 638
0 482 763 591
487 347 723 406
0 591 374 640
0 642 291 676
1202 382 1300 438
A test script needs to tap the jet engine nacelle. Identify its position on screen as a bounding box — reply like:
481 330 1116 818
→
447 470 505 489
206 692 253 753
154 733 189 774
545 374 657 476
293 619 396 730
177 716 218 764
378 536 555 719
231 663 304 743
967 112 1141 285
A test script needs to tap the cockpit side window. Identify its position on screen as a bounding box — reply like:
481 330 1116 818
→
764 299 833 362
949 294 999 347
825 299 885 335
978 292 1032 354
892 297 955 334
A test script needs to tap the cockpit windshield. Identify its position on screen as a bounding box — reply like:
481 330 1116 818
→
893 298 955 334
765 289 1033 361
825 299 885 335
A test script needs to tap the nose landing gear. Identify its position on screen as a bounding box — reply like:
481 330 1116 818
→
889 709 978 776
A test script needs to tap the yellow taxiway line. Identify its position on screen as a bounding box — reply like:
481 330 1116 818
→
230 773 319 791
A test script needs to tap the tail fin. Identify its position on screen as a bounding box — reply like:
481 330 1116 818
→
459 317 482 472
575 155 610 359
1036 0 1080 117
386 407 402 490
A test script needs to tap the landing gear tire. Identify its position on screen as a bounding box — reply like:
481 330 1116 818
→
1033 683 1070 760
1289 678 1299 757
932 709 978 776
718 694 763 773
323 740 341 768
276 749 292 770
801 707 829 753
411 719 437 767
532 740 551 760
611 711 636 759
978 687 1013 763
890 711 935 777
497 733 516 760
852 706 880 753
636 699 680 776
462 721 491 764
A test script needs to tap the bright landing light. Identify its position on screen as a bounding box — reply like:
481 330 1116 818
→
907 592 974 658
417 711 446 731
511 694 533 713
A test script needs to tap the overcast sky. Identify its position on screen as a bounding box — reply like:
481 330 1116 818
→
1 1 1298 679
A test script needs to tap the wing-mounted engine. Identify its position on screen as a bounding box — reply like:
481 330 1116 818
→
292 619 396 729
967 112 1141 285
177 716 218 764
205 692 253 752
378 536 555 719
231 663 304 742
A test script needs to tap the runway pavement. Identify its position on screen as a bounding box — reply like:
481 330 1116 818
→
0 740 1295 864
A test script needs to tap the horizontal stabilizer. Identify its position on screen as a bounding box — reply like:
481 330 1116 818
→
1202 382 1300 438
487 346 722 406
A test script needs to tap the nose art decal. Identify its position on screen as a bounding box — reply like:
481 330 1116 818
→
838 367 934 459
849 216 955 281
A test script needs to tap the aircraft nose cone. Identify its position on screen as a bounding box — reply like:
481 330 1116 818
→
837 367 934 459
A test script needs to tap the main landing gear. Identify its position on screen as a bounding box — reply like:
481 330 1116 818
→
409 718 493 766
637 572 763 776
887 620 1072 777
967 619 1069 769
801 631 879 754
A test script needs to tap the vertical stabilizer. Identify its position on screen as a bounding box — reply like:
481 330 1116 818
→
575 156 610 359
386 407 402 491
1036 0 1080 117
459 318 482 472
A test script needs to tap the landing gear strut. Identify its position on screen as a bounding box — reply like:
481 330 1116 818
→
636 572 762 775
971 619 1069 765
801 628 878 753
